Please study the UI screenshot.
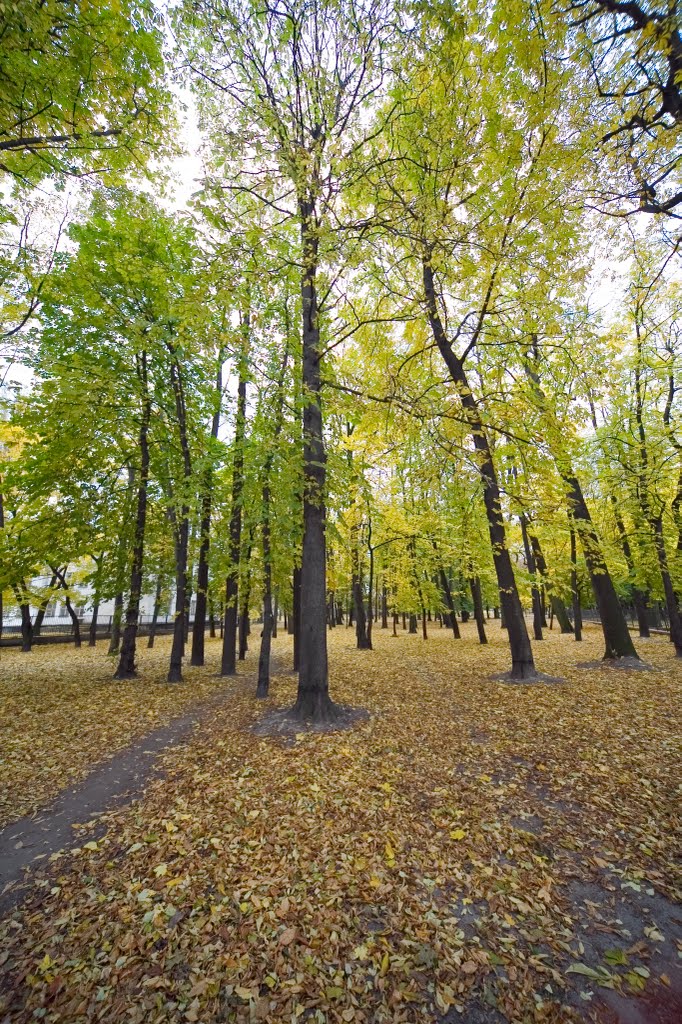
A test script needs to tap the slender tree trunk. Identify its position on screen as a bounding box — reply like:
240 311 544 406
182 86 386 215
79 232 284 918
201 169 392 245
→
257 484 274 697
366 525 374 649
352 541 370 649
292 565 302 672
421 607 427 640
272 588 278 638
423 258 536 679
469 576 488 645
381 582 388 628
439 567 461 639
524 341 636 661
520 515 543 640
168 357 193 684
51 566 81 648
239 541 252 662
116 352 151 679
108 592 124 655
652 515 682 655
221 346 247 676
33 573 57 638
209 596 216 638
528 533 573 634
148 576 162 649
570 524 583 641
611 500 650 637
292 210 335 720
13 585 33 652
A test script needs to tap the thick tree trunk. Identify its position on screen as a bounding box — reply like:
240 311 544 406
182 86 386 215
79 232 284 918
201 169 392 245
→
408 613 417 634
292 211 335 721
116 352 151 679
469 576 488 645
423 258 536 679
566 476 638 659
221 351 247 676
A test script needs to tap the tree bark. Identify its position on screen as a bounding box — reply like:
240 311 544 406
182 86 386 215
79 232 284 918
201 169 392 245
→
168 357 192 684
566 475 638 659
191 361 222 666
570 524 583 641
221 342 248 676
423 257 536 678
652 514 682 655
519 515 543 640
51 566 81 648
116 351 151 679
147 575 162 649
528 532 574 634
292 209 336 721
292 565 302 672
469 576 488 645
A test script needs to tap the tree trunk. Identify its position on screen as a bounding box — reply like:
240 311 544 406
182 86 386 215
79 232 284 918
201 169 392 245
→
652 514 682 655
566 475 638 659
51 566 81 648
439 567 461 639
423 258 536 679
168 357 193 684
239 542 252 662
221 346 247 676
292 210 336 721
528 532 573 634
408 613 417 634
570 524 583 642
352 548 370 648
116 351 151 679
292 565 301 672
148 576 162 649
381 582 388 628
520 515 543 640
108 592 124 655
610 497 650 637
13 585 33 652
469 576 488 645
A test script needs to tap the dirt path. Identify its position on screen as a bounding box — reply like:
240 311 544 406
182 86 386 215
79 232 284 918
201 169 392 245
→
0 675 252 913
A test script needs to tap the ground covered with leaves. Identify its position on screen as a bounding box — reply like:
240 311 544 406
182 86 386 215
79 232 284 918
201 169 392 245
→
0 641 228 827
0 625 680 1023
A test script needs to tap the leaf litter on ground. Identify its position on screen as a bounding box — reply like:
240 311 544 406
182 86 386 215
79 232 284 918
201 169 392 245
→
0 624 680 1023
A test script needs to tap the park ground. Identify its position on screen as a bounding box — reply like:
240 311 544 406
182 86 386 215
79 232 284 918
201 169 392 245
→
0 622 680 1024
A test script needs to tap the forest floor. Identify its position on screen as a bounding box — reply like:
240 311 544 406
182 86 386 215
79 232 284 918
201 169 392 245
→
0 623 680 1024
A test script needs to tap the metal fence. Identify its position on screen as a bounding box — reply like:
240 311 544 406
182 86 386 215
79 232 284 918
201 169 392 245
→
0 615 183 647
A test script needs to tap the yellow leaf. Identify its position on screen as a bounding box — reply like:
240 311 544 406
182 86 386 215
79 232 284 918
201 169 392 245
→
235 986 253 1000
450 829 467 841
